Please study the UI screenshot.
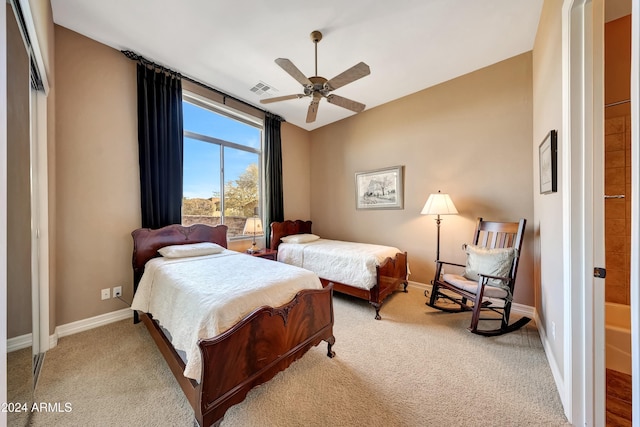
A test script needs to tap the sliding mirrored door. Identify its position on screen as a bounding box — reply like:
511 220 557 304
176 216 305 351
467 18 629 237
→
30 83 45 384
6 0 47 424
6 1 34 425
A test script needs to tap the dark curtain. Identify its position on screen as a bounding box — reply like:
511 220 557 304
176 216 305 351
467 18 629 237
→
137 63 183 229
264 113 284 248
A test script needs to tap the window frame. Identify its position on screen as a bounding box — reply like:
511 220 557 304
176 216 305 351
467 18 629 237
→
182 91 264 241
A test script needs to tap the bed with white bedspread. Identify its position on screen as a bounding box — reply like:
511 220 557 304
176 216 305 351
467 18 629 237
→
131 249 323 381
130 223 334 427
271 220 408 319
277 239 401 290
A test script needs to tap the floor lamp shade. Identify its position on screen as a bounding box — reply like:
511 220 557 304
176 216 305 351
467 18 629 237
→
421 191 458 216
421 191 458 261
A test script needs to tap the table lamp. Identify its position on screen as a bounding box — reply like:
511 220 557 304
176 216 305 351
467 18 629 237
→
243 216 264 253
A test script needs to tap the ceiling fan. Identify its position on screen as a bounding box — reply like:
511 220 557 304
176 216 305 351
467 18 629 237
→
260 30 371 123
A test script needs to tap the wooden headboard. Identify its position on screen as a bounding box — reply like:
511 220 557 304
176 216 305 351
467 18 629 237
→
131 223 228 289
270 220 313 250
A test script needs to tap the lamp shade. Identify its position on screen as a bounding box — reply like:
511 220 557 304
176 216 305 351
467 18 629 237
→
243 217 264 235
421 191 458 215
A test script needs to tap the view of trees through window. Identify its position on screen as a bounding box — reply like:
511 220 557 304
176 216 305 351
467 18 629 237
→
181 96 262 238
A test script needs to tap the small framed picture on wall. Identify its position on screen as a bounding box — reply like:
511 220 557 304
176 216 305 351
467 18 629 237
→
539 130 558 194
355 165 404 210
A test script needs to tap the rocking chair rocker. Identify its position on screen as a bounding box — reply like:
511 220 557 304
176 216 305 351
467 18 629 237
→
426 217 530 336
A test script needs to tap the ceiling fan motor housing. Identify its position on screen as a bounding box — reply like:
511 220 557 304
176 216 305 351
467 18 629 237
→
306 76 331 96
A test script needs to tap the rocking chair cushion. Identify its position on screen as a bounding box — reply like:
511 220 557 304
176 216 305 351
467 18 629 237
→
442 274 509 299
463 244 516 287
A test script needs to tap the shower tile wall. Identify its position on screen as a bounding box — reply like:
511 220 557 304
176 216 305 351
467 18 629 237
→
604 13 631 305
605 108 631 304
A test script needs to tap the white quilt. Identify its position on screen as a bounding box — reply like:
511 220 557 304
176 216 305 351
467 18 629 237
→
277 239 402 290
131 250 322 381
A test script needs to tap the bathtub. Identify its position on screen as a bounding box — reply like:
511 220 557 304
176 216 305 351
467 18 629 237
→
606 302 631 375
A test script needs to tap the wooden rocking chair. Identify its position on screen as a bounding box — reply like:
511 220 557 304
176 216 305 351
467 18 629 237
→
426 217 530 336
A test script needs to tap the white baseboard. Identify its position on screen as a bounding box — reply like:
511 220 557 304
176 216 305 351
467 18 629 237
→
535 311 565 408
7 333 33 353
407 280 535 317
407 280 428 291
512 302 535 318
49 308 134 349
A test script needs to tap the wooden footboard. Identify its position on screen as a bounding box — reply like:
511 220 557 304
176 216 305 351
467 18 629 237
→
375 250 409 304
325 251 408 319
140 285 335 427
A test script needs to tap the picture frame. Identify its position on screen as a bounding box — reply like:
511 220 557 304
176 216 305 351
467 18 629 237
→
355 165 404 210
539 130 558 194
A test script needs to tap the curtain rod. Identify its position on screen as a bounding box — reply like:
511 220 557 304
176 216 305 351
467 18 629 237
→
121 50 284 122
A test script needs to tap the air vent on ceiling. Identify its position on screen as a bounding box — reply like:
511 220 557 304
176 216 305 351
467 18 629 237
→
250 81 278 96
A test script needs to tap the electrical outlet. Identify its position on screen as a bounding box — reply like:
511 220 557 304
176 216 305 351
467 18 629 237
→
113 286 122 298
551 321 556 341
101 288 110 300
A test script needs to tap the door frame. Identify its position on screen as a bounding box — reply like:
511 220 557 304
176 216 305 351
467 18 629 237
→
562 0 606 424
1 2 9 425
11 0 51 356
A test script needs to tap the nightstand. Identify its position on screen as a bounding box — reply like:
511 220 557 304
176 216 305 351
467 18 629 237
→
247 248 277 261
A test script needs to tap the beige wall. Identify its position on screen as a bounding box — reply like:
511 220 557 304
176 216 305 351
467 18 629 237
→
55 26 140 324
281 122 312 221
532 0 565 378
51 24 540 322
53 27 313 324
309 52 535 305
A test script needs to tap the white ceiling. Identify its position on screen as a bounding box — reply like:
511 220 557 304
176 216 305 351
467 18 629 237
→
51 0 546 131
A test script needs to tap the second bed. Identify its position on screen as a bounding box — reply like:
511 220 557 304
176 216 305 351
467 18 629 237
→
270 220 408 319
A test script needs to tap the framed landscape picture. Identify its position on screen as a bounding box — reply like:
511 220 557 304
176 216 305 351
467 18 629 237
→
539 130 558 194
355 165 404 210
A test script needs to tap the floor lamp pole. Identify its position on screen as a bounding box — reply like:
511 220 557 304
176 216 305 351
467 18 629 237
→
435 214 441 261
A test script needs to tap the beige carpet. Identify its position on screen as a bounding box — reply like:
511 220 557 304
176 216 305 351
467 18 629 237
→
7 347 33 427
24 287 568 426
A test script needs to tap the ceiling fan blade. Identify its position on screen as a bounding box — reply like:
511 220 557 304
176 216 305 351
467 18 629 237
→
259 94 305 104
326 62 370 90
306 98 320 123
275 58 312 86
326 94 366 113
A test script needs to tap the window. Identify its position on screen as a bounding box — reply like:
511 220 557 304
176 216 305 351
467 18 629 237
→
182 93 263 239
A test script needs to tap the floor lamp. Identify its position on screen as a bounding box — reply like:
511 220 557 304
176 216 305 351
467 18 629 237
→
421 190 458 261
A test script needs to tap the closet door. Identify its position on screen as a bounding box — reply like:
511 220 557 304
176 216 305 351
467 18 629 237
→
6 2 36 425
6 3 31 341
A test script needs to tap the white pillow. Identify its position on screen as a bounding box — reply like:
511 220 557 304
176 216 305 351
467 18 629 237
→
463 244 516 287
158 242 225 258
280 233 320 244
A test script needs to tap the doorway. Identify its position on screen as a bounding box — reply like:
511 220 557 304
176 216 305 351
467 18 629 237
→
604 8 633 425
